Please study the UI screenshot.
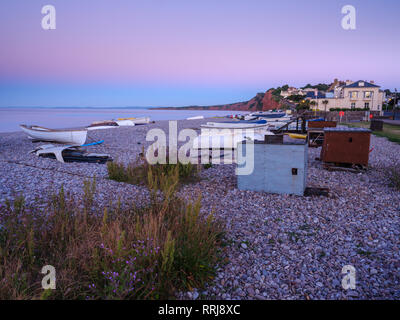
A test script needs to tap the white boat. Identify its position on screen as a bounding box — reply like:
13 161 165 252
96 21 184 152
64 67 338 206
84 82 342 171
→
201 119 269 129
187 115 204 120
20 125 87 145
246 111 292 122
117 117 150 124
193 128 274 150
87 121 119 130
242 115 258 121
115 119 136 126
87 125 118 131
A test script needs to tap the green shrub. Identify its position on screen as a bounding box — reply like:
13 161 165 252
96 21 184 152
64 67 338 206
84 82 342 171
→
107 161 130 183
203 163 213 170
287 94 306 102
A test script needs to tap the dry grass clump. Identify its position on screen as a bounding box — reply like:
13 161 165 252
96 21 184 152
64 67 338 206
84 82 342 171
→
107 151 200 188
0 171 223 299
385 165 400 191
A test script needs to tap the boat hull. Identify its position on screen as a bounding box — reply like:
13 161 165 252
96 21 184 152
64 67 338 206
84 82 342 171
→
248 111 292 122
117 117 150 124
201 122 269 129
20 125 87 145
87 126 118 131
187 116 204 120
193 129 273 149
115 119 136 126
87 121 119 130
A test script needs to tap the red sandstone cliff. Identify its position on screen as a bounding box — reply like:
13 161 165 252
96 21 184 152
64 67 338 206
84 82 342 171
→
155 90 284 111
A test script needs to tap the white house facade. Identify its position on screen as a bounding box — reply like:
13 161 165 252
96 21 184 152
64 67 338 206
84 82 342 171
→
308 80 385 111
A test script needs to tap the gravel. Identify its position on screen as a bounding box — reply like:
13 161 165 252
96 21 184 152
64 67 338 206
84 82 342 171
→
0 120 399 300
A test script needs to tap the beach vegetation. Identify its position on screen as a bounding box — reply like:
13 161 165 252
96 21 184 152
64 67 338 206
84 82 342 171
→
385 165 400 191
107 153 200 188
0 173 224 299
203 163 213 170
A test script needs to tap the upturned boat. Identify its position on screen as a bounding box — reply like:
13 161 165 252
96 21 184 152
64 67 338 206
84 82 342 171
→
30 140 111 163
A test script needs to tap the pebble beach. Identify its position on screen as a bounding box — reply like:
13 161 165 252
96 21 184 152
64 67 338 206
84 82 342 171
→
0 119 399 300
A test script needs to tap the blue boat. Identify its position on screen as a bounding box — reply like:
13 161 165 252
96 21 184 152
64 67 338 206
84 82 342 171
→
257 113 287 119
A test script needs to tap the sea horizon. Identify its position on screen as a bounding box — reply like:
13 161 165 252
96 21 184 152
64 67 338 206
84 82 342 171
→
0 107 244 133
0 106 178 109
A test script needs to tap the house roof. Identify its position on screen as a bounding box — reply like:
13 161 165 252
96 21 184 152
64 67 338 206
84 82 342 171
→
344 80 380 88
306 92 326 99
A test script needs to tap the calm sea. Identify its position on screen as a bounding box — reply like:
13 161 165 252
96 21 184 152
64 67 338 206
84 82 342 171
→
0 107 245 133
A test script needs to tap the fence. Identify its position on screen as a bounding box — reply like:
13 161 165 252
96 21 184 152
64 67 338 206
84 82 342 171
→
297 111 381 122
383 111 400 120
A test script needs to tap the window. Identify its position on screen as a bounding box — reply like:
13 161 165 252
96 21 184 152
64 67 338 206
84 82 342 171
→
364 91 373 99
350 91 358 99
364 103 369 109
351 103 356 109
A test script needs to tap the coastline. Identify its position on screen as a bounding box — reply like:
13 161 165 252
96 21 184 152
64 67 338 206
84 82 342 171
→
0 108 240 133
1 118 399 299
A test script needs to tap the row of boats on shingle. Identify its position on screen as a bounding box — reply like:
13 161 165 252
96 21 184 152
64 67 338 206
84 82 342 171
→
19 111 323 163
20 117 151 163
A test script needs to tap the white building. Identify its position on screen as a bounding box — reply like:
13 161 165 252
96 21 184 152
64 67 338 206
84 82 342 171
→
280 87 307 98
308 80 385 111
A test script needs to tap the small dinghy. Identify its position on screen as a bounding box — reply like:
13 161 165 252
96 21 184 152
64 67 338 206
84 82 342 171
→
243 115 258 121
248 111 292 122
115 119 136 126
187 115 204 120
30 140 112 163
285 133 307 140
117 117 151 125
201 119 268 129
87 121 119 130
20 125 87 145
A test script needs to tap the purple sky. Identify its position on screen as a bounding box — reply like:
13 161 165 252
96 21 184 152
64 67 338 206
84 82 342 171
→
0 0 399 107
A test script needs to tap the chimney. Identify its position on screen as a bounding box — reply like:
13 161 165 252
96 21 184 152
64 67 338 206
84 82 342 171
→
370 80 375 84
314 89 318 98
346 80 352 85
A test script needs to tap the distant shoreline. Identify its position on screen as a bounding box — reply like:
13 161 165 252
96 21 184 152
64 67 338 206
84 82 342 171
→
153 104 244 111
0 106 155 110
0 106 246 112
0 108 240 133
154 107 231 110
